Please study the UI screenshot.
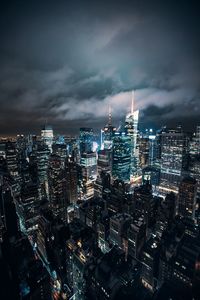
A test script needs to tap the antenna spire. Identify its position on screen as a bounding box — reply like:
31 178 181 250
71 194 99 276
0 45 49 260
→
131 90 135 114
108 104 112 125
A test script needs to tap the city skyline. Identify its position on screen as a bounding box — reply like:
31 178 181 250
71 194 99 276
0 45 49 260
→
0 0 200 135
1 1 200 299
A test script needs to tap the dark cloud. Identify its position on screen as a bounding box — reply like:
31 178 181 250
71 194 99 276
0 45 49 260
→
0 0 200 135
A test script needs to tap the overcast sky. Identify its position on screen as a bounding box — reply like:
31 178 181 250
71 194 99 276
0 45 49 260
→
0 0 199 135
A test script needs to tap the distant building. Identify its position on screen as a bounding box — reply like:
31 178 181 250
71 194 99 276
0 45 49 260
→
6 141 19 178
139 136 149 168
178 177 197 219
112 132 131 182
52 143 67 167
97 149 112 176
102 105 116 150
35 143 50 199
48 154 67 219
189 125 200 157
159 127 188 195
80 152 97 181
125 91 140 177
189 156 200 201
41 124 54 152
79 127 93 156
65 159 78 204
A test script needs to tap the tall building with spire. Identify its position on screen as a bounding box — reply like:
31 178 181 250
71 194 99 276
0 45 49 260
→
102 105 116 150
125 91 140 178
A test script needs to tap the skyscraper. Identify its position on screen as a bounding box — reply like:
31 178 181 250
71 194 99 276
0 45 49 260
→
178 177 197 219
138 135 149 168
102 105 116 150
6 141 19 178
109 213 132 249
125 91 140 178
79 127 93 156
97 149 112 176
159 127 188 195
80 152 97 200
36 143 50 199
48 154 67 219
80 152 97 180
189 125 200 157
65 158 78 204
127 218 146 259
112 132 131 182
189 156 200 200
41 124 54 153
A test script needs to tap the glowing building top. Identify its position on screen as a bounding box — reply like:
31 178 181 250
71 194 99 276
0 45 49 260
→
125 90 140 177
103 105 116 150
41 124 54 152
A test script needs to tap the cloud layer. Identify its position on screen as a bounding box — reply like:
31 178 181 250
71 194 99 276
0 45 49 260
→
0 0 199 134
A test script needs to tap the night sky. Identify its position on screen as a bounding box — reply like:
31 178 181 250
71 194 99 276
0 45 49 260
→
0 0 200 135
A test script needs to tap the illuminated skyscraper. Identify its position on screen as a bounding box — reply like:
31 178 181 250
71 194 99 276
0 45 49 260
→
48 154 67 219
178 177 197 219
138 136 149 168
189 125 200 157
102 105 116 150
80 152 97 181
159 127 188 195
112 132 131 182
125 91 140 177
97 149 112 176
79 127 93 156
41 124 54 152
36 143 50 199
94 149 112 197
5 141 19 178
189 156 200 200
52 143 67 168
65 158 78 204
80 152 97 200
